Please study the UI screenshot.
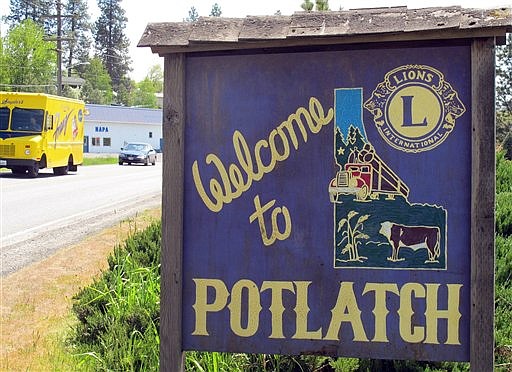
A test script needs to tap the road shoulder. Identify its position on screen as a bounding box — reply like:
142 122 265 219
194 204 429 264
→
0 208 161 370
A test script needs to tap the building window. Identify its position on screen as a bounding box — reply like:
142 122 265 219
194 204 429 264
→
149 131 153 138
103 137 111 147
92 137 101 146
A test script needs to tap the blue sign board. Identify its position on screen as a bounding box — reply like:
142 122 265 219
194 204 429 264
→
183 43 471 361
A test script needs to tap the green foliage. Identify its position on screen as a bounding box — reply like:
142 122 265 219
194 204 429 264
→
496 34 511 115
315 0 330 11
146 64 163 93
495 285 512 367
210 3 222 17
330 357 359 371
1 19 56 92
5 0 54 33
82 156 118 166
495 149 512 369
496 235 512 287
70 221 161 370
186 6 200 22
496 192 512 235
63 0 92 70
94 0 131 102
496 150 512 193
134 78 158 108
301 0 314 11
80 57 113 104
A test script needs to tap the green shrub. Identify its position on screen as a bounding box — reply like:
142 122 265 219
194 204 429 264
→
496 192 512 236
495 284 512 368
496 235 512 287
70 220 161 371
497 150 512 194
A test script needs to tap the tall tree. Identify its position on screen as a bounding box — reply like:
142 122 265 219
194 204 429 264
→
301 0 314 11
185 6 199 22
63 0 92 75
80 56 112 104
133 78 158 108
2 19 56 92
146 64 163 93
496 34 512 150
315 0 330 11
94 0 132 103
6 0 55 33
210 3 222 17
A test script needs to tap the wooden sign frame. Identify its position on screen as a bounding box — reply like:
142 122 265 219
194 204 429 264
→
140 8 511 371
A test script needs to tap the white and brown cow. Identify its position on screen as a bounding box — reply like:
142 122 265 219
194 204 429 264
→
379 221 441 263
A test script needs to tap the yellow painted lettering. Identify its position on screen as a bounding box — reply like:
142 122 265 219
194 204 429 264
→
192 278 229 336
292 281 322 339
325 282 369 342
261 281 295 339
398 282 425 343
249 195 291 246
268 128 290 162
363 283 399 342
424 283 462 345
192 97 333 212
227 279 262 337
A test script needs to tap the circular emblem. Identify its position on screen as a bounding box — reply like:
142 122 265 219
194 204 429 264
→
364 65 466 153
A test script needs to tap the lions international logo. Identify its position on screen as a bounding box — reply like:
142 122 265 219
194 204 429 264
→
364 65 466 153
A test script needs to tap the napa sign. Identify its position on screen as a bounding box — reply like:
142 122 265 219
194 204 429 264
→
183 48 471 361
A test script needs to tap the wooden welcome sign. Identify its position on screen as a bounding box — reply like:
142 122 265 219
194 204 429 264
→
139 7 511 371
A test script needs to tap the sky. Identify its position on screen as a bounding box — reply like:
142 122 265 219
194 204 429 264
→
1 0 510 81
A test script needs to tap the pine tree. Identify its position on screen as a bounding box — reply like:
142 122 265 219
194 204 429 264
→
6 0 55 33
301 0 314 11
315 0 330 11
496 34 512 145
63 0 92 76
185 6 199 22
94 0 132 103
210 3 222 17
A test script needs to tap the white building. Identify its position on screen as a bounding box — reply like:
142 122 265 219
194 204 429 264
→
84 104 162 153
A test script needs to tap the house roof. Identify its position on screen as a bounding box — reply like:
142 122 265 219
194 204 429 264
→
138 6 511 55
86 104 162 125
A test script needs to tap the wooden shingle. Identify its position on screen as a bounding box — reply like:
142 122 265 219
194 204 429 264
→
138 6 512 54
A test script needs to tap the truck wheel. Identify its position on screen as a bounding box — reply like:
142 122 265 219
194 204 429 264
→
54 165 69 175
12 166 25 175
27 164 39 178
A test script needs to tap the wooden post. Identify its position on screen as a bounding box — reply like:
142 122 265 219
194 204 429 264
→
161 53 185 372
470 37 496 371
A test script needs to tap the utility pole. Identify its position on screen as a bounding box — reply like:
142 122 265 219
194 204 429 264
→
56 0 62 95
44 0 74 96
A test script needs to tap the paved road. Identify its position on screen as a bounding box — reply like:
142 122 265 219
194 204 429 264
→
0 162 162 276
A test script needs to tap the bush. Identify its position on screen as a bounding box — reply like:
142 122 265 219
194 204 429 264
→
497 150 512 194
70 220 161 371
496 192 512 236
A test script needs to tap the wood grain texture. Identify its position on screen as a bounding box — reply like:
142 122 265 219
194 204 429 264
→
470 37 496 371
138 7 511 54
160 53 185 372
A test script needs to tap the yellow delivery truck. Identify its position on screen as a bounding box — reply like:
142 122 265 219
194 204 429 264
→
0 92 85 177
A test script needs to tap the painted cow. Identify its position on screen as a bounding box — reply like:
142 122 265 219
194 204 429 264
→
379 221 441 263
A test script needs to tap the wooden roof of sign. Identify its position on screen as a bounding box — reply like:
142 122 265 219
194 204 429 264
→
138 6 512 54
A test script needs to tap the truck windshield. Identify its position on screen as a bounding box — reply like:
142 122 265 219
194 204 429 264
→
0 108 8 130
11 108 44 132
